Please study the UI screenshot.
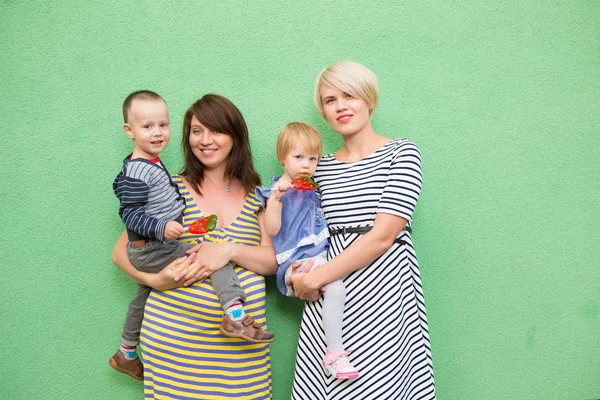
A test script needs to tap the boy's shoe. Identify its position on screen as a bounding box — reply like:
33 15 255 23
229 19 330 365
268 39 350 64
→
109 350 144 381
322 349 359 379
220 314 275 343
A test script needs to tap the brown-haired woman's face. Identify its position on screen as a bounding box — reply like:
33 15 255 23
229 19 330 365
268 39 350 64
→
189 114 233 170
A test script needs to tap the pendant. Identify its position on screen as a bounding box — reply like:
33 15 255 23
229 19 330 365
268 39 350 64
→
225 187 231 193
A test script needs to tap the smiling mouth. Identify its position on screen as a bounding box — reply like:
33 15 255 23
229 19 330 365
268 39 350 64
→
201 149 217 154
337 114 353 122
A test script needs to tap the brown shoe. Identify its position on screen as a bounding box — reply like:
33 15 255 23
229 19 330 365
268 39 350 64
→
108 350 144 381
220 314 275 343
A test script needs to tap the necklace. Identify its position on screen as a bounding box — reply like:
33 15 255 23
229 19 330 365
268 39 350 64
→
205 175 231 193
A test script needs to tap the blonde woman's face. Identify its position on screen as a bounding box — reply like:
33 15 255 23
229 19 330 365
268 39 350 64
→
319 84 371 137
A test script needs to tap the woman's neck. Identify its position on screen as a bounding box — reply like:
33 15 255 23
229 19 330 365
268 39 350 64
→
203 166 229 186
337 126 390 163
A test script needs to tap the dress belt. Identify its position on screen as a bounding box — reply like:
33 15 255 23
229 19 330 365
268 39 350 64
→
328 225 411 246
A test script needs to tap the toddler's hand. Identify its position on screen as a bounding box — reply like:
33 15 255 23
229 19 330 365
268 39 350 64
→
164 221 184 240
272 176 292 200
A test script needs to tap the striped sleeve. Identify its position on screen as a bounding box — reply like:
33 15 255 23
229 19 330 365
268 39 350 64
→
376 140 423 221
113 173 167 240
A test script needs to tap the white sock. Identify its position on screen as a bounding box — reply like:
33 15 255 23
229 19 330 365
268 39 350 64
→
120 344 137 360
225 302 245 321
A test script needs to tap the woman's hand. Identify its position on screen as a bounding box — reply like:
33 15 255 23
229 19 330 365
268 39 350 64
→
150 253 199 290
173 242 233 286
286 259 323 301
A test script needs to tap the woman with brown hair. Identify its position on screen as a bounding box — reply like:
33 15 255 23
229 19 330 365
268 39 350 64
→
112 94 277 399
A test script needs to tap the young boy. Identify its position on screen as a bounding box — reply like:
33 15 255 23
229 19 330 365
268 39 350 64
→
255 122 358 379
109 91 264 381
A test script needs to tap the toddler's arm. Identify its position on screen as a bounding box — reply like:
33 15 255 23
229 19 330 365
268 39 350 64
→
264 176 291 236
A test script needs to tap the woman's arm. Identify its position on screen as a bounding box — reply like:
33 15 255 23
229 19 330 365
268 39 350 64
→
112 230 192 290
232 209 278 274
290 213 408 300
174 210 278 285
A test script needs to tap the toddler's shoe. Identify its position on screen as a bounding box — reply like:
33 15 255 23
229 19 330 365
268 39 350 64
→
109 350 144 381
220 314 275 343
322 349 359 380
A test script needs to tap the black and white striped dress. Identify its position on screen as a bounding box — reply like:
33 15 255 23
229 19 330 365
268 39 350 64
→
291 139 436 400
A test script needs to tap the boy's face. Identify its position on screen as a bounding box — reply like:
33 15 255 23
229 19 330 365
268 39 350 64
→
282 143 319 180
124 98 170 159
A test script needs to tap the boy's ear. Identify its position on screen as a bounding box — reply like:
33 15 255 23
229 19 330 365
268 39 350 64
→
123 123 135 139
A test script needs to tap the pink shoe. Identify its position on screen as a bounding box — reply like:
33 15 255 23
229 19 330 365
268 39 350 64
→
321 349 359 380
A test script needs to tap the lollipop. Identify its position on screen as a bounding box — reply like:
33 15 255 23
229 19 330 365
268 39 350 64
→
188 214 217 234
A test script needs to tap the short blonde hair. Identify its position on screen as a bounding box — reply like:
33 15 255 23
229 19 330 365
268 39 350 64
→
314 61 379 120
276 122 322 164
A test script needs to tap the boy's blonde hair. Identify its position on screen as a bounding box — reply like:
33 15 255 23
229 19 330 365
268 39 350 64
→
313 61 379 120
276 122 322 164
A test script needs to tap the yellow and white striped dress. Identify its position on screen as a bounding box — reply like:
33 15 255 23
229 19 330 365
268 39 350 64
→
140 175 272 399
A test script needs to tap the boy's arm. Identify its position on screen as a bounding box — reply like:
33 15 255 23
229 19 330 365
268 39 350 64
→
114 174 168 240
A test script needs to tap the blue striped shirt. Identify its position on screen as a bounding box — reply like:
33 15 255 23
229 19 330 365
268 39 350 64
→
113 155 185 241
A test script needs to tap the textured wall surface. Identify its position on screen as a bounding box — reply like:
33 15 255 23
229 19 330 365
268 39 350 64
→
1 1 599 399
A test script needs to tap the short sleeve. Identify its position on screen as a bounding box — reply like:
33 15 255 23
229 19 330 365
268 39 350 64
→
254 186 271 206
254 176 281 207
376 140 422 222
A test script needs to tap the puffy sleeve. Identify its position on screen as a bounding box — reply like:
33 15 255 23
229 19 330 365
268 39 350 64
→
376 140 422 222
253 176 281 208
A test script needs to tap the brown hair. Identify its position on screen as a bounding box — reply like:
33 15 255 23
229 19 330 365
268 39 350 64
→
276 122 322 164
122 90 164 123
180 94 261 195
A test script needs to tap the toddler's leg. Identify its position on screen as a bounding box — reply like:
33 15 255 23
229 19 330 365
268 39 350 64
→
213 264 275 343
322 279 346 353
309 252 359 379
321 279 359 379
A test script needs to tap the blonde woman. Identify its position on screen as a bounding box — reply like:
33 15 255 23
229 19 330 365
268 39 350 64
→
288 62 436 399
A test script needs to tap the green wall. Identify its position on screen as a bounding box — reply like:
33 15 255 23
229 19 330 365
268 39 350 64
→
1 1 599 399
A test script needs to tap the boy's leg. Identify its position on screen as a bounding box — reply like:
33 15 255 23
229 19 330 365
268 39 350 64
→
121 284 152 347
210 263 246 310
110 240 195 380
109 283 150 381
214 264 275 343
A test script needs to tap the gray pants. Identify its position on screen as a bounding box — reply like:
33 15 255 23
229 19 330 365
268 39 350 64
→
121 239 246 346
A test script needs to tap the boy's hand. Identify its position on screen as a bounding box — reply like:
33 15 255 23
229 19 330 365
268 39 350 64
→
164 221 184 240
